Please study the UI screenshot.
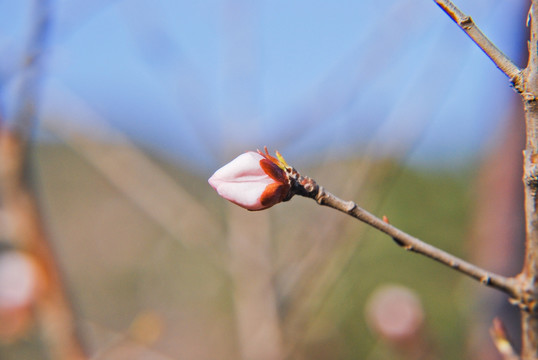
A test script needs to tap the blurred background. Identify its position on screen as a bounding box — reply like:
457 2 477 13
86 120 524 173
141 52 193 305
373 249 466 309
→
0 0 530 359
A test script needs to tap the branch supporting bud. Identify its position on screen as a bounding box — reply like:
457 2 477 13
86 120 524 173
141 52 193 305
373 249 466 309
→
210 150 521 304
285 165 520 300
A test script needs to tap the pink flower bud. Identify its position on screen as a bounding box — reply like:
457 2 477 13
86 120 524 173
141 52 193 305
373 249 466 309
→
208 150 291 211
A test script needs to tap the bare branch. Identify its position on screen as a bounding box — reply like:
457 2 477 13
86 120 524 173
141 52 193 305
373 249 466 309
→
287 170 520 298
434 0 522 88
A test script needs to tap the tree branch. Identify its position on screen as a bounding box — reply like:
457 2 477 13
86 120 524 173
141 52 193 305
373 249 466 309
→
518 1 538 358
433 0 538 357
286 170 520 298
434 0 523 89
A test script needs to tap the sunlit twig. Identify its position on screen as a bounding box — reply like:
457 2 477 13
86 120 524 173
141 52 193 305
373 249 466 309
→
287 169 520 298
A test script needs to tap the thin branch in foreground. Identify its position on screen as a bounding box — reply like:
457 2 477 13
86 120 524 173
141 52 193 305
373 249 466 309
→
286 169 520 299
1 0 88 358
0 129 88 359
433 0 523 89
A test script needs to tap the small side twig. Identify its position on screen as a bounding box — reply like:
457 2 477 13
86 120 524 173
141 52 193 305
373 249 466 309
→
286 170 520 299
490 318 520 360
433 0 523 89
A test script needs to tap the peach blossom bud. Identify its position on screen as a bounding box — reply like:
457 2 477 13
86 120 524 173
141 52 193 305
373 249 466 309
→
208 151 291 211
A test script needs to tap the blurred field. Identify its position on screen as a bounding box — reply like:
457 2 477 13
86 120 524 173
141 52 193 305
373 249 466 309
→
1 140 482 359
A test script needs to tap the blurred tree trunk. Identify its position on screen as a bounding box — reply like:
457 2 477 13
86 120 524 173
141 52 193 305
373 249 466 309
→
467 99 526 359
228 206 284 360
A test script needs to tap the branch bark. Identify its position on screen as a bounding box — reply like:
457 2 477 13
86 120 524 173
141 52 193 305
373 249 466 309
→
518 2 538 357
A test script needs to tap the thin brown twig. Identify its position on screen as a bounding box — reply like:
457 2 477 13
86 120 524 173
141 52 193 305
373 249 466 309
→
434 0 523 89
287 170 520 299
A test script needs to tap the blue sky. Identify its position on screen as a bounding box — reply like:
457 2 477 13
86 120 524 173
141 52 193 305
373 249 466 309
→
0 0 529 173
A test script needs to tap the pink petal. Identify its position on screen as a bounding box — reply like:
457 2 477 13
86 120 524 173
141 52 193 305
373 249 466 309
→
209 152 274 210
213 180 270 210
209 152 266 182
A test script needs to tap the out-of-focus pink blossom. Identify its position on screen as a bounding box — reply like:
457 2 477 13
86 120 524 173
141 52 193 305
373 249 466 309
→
208 149 291 211
365 285 424 342
0 251 43 342
0 252 39 311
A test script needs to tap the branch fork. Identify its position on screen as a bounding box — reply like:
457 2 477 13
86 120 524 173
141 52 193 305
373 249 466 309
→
434 0 538 356
434 0 522 86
